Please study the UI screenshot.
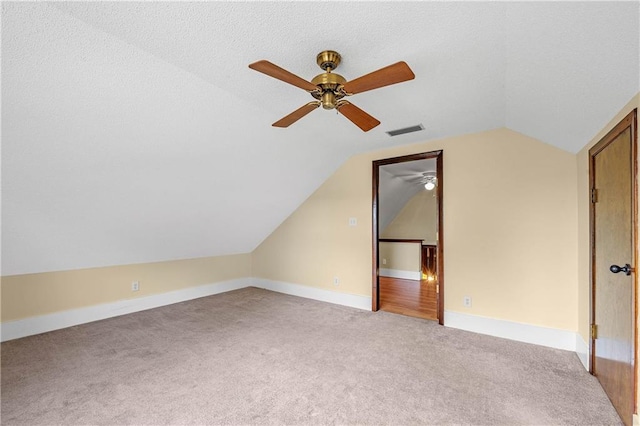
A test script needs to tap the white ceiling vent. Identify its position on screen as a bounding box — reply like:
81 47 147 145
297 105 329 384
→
386 124 424 137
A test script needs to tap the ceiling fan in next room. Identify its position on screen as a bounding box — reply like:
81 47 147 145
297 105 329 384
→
249 50 415 132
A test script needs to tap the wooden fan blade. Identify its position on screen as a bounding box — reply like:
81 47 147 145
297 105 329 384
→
249 60 318 92
336 101 380 132
272 102 320 128
341 61 415 95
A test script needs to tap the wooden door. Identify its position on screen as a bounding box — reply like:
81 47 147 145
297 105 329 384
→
590 110 637 426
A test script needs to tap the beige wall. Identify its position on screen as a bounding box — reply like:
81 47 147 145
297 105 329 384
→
253 128 579 331
1 254 251 322
379 242 421 273
382 190 437 244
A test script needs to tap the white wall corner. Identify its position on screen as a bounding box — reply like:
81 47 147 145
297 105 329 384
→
252 278 372 311
1 277 252 342
444 310 577 352
575 333 589 371
379 268 421 281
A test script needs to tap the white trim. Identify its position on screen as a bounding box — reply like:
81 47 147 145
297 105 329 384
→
444 310 577 351
1 278 252 342
2 278 587 364
575 334 589 370
252 278 372 311
379 268 421 281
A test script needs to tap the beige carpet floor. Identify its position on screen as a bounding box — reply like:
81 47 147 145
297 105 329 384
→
1 287 622 425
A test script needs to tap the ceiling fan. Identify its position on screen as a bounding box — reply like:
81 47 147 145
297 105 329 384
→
249 50 415 132
396 171 438 189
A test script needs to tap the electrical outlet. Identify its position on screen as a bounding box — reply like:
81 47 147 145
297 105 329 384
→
333 277 340 286
382 258 387 265
132 281 140 292
463 296 472 308
348 217 357 227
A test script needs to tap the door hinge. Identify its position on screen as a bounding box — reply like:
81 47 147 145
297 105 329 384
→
591 188 598 203
436 284 440 294
591 324 598 340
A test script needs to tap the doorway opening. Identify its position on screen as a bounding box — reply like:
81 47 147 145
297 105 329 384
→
372 150 443 324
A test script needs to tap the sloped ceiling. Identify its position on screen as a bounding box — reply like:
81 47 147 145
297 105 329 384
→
379 159 437 233
2 2 639 275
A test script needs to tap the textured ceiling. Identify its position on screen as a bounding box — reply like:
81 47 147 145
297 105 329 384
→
2 2 639 275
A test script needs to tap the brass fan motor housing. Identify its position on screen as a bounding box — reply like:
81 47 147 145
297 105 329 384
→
311 72 346 88
311 51 346 109
311 72 346 109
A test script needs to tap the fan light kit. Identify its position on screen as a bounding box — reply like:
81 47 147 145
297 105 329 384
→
424 177 437 191
249 50 415 132
420 174 437 191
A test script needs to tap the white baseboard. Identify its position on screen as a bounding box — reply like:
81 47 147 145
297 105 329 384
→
2 277 587 367
252 278 372 311
1 277 252 342
2 278 372 342
575 334 589 371
444 310 577 352
379 268 421 281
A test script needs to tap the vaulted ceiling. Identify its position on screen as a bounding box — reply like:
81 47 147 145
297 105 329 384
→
2 2 639 275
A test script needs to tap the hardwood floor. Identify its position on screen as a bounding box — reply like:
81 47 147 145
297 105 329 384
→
379 276 438 321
